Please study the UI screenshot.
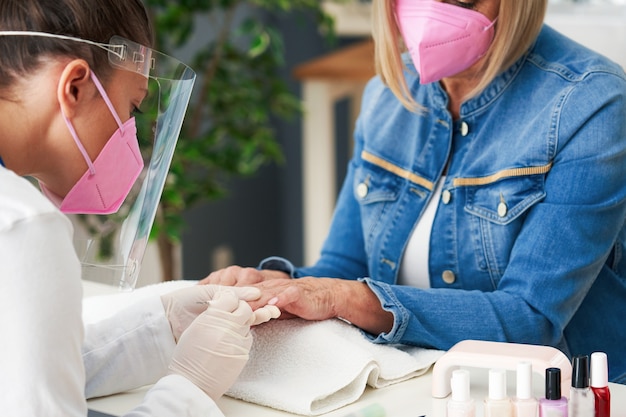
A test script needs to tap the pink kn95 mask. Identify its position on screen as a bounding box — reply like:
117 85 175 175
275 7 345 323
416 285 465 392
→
40 72 144 215
395 0 497 85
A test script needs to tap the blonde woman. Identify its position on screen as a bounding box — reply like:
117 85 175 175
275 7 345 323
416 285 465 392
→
204 0 626 384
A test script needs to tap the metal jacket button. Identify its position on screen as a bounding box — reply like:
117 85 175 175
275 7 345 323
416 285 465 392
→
497 193 508 217
497 202 508 217
357 183 369 199
460 122 469 137
442 270 456 284
442 189 452 205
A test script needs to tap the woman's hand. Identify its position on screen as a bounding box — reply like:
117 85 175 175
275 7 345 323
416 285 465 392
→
253 277 394 336
198 265 290 286
253 277 339 321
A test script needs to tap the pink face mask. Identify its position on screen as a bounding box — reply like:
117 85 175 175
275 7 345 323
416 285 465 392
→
395 0 497 85
40 72 144 214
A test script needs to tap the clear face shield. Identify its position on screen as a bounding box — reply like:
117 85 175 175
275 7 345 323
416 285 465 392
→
0 32 196 290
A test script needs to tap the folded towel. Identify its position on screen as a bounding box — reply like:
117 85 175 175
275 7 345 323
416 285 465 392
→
82 281 444 416
226 318 444 416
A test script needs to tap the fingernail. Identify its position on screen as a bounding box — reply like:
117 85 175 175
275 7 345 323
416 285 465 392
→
268 297 279 305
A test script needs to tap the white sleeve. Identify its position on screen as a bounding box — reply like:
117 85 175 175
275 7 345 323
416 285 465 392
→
123 375 225 417
84 296 227 417
83 296 176 398
0 213 86 417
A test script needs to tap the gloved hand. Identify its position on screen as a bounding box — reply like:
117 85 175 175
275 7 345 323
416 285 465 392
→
167 290 278 400
161 284 263 342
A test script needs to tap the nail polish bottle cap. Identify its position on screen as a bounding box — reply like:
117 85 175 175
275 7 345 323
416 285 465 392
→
545 367 561 400
516 361 532 400
451 369 471 402
489 369 507 400
572 355 590 388
590 352 609 388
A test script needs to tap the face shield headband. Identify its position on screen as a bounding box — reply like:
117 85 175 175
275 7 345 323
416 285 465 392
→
0 31 196 290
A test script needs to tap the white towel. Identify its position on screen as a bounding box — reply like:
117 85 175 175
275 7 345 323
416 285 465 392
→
226 318 444 416
82 281 444 416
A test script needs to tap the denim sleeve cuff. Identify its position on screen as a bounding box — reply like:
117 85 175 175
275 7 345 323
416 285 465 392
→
257 256 297 278
358 277 409 344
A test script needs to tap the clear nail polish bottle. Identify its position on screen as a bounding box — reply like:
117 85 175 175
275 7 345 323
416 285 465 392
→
539 367 568 417
512 361 538 417
569 355 594 417
447 369 475 417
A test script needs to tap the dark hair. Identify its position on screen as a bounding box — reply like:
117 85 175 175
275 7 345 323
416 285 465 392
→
0 0 153 89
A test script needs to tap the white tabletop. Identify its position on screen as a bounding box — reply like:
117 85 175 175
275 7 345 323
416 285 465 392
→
87 368 626 417
83 280 626 417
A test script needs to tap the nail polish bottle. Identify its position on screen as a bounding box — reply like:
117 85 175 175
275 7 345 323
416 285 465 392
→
590 352 610 417
512 361 538 417
539 367 568 417
447 369 475 417
569 355 594 417
484 368 512 417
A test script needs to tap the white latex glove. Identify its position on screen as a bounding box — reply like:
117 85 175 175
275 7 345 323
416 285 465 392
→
161 284 262 342
168 290 274 400
250 303 281 326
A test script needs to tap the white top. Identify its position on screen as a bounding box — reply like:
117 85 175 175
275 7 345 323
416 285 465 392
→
516 361 533 400
590 352 609 388
0 167 222 417
398 177 445 288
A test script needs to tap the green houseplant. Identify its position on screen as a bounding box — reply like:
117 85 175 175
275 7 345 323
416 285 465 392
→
142 0 334 281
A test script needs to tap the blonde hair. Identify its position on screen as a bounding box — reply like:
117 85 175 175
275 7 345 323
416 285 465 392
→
372 0 548 111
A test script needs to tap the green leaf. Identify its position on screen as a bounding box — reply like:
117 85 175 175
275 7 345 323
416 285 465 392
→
145 0 335 245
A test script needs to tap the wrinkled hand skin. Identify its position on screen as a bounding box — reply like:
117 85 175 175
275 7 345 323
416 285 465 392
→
199 269 340 322
198 265 290 286
249 277 339 322
248 277 395 337
197 266 391 335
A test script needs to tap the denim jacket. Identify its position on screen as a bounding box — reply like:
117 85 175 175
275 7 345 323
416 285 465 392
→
263 26 626 383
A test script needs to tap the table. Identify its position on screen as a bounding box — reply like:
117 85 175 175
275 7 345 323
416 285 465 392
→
87 366 626 417
293 40 375 265
84 280 626 416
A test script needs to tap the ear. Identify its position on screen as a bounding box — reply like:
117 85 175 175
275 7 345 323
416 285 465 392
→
57 59 92 120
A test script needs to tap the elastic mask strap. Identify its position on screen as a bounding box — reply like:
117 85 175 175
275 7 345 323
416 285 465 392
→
61 71 126 176
90 72 125 133
62 109 96 175
485 16 498 31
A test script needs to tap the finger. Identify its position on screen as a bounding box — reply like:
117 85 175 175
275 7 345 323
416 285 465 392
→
197 270 223 285
197 276 211 285
208 290 241 312
198 268 237 286
229 286 262 301
214 299 255 328
267 286 300 309
191 284 221 301
193 284 259 305
235 267 266 285
250 305 281 326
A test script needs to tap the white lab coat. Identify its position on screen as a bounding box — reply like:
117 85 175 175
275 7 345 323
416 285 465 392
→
0 167 223 417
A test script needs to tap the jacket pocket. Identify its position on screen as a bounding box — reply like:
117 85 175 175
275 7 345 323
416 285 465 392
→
353 165 402 253
462 175 546 284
